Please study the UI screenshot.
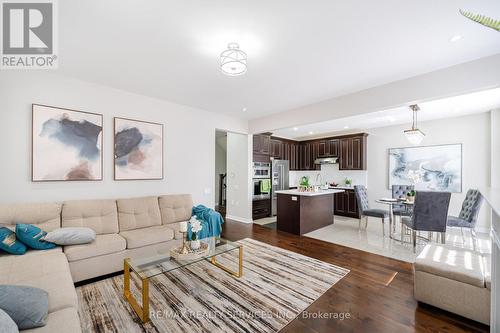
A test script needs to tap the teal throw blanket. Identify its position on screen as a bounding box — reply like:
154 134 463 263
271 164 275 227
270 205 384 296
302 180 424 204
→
187 205 224 240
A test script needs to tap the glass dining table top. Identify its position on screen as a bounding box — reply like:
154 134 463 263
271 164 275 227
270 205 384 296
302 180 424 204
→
127 237 240 279
376 198 414 205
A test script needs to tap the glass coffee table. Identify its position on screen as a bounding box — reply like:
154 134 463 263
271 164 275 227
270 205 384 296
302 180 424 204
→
123 237 243 323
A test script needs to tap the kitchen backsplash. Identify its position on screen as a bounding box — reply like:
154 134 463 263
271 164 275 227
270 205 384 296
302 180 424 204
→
289 164 368 187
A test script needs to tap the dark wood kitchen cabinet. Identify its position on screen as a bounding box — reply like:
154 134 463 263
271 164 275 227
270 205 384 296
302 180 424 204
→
270 138 283 159
252 199 271 220
289 142 300 170
253 134 271 154
253 133 366 171
298 142 321 170
339 134 367 170
317 139 339 158
334 189 360 218
299 142 312 170
328 139 340 157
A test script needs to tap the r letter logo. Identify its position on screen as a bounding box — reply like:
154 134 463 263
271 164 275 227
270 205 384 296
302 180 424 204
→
1 0 58 69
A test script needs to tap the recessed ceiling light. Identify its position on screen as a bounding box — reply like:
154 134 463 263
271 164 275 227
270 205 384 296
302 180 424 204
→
449 35 463 42
242 107 247 112
308 131 314 135
293 127 298 131
343 125 349 129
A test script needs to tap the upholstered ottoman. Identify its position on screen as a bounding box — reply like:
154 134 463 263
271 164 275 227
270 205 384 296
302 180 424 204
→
414 244 490 325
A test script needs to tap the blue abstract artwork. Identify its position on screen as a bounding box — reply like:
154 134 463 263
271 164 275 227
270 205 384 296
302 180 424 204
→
114 117 163 180
32 104 103 181
388 144 462 193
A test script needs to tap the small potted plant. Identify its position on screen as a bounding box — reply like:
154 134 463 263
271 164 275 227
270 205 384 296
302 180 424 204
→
299 176 310 192
189 216 203 250
406 190 416 203
345 178 352 187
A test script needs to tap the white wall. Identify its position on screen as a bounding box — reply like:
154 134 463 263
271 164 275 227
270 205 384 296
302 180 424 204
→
367 112 491 232
226 132 252 222
0 71 248 208
492 109 500 189
214 133 227 206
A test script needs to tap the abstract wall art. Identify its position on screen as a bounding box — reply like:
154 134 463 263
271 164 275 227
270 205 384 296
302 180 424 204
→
114 117 163 180
388 143 462 192
32 104 103 181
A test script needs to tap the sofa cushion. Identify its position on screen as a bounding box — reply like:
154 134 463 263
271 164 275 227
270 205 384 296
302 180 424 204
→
0 251 78 313
119 225 174 249
415 244 486 288
0 203 61 232
117 196 161 231
0 308 18 333
0 227 27 255
21 307 81 333
0 285 48 330
62 200 118 234
15 224 56 250
64 234 126 262
167 221 186 240
159 194 193 224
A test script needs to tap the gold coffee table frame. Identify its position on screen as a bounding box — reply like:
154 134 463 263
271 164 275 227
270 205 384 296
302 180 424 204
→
123 244 243 323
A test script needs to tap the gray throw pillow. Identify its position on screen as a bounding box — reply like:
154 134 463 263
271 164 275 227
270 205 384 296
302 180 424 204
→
0 285 49 329
43 227 96 245
0 308 19 333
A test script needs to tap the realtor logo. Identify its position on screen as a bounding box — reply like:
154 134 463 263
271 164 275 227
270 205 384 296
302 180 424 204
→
1 0 57 69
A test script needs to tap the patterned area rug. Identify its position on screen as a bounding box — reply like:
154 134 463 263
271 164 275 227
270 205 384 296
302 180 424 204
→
77 238 349 333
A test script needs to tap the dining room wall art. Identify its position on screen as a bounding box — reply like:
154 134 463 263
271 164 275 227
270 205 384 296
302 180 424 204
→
388 143 462 192
32 104 103 181
114 117 163 180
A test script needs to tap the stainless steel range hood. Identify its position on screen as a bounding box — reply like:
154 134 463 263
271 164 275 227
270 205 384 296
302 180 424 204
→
314 157 338 165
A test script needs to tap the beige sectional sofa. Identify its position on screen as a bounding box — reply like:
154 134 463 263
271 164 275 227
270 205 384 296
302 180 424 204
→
414 243 491 325
0 194 194 332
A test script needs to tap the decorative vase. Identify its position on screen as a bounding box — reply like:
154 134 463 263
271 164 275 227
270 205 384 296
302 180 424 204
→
407 195 415 203
190 240 200 250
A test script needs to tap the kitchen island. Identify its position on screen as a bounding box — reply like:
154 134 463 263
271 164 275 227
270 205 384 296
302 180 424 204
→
275 189 345 235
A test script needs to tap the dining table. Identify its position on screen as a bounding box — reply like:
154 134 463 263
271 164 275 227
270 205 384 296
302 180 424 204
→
375 198 414 240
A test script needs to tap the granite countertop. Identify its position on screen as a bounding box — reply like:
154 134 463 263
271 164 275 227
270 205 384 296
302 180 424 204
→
275 189 345 196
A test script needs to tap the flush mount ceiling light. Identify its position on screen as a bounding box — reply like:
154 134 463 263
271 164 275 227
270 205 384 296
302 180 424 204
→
404 104 425 145
220 43 247 76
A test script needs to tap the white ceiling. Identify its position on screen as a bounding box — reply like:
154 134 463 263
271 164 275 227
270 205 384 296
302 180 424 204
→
271 87 500 140
58 1 500 119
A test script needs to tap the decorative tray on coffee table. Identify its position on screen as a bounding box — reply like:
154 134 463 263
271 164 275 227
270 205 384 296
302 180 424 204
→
170 242 210 261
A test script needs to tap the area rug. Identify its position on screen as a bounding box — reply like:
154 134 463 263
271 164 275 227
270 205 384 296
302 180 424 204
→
77 238 349 333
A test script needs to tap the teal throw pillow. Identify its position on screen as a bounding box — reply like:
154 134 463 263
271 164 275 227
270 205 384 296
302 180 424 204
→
0 227 27 255
15 224 56 250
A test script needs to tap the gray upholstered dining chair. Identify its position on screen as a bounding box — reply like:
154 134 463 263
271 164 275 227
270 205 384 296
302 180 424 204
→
392 185 414 216
447 189 483 250
392 185 414 232
402 191 451 253
354 185 389 236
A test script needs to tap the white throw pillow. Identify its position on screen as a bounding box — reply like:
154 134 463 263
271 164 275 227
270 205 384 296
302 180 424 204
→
43 227 96 245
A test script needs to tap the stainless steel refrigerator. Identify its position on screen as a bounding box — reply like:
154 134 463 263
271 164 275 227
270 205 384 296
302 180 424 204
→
271 159 290 216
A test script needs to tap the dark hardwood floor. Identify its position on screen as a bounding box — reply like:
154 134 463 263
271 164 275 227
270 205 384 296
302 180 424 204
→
221 220 489 333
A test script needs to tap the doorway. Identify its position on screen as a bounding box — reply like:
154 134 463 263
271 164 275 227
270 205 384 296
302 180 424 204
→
215 130 227 217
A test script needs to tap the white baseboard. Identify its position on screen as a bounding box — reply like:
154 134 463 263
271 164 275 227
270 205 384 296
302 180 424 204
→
225 215 253 224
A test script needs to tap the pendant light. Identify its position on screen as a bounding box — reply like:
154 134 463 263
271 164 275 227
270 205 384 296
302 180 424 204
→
404 104 425 145
220 43 247 76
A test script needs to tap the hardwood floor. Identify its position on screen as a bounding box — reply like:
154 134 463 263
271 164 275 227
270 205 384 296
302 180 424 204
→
221 220 489 333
